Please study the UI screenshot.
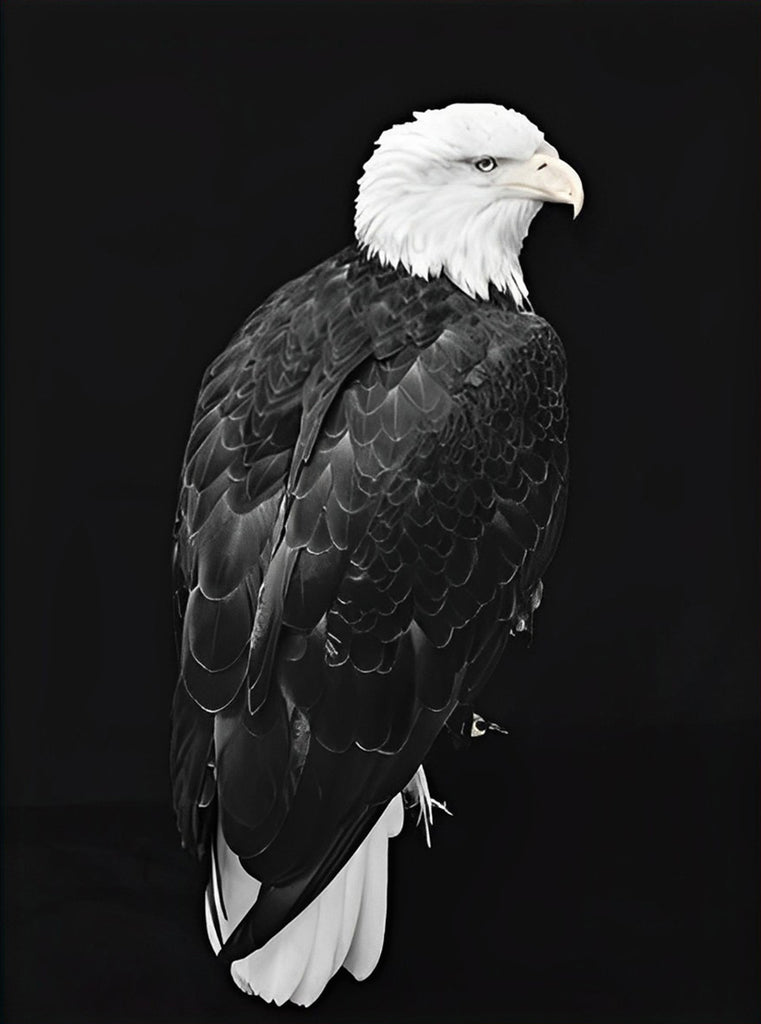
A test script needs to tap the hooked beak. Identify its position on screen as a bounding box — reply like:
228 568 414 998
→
497 152 584 218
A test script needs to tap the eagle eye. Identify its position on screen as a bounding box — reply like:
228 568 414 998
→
474 156 497 173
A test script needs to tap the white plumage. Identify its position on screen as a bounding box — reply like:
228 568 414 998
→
207 794 405 1006
354 104 564 303
205 768 448 1006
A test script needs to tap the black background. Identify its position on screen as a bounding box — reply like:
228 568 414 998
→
3 2 759 1022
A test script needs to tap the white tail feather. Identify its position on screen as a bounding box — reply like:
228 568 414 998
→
344 813 391 980
207 793 405 1007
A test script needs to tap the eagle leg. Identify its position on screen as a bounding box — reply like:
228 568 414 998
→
403 766 452 847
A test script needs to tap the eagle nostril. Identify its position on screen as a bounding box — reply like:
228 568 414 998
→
537 162 548 171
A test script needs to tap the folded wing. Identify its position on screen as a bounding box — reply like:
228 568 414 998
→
170 254 568 962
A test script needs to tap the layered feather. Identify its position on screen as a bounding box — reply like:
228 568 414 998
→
170 244 569 969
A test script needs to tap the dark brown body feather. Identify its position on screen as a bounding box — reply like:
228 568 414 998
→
170 245 568 963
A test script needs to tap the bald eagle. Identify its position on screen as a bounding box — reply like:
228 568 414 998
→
171 102 583 1006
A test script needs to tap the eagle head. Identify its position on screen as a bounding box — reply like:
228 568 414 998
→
354 102 584 305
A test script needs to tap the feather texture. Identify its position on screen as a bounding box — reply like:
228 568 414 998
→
170 243 568 969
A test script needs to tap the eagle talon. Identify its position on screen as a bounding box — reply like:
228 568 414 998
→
404 766 453 847
470 713 510 738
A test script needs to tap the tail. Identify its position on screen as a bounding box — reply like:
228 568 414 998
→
206 794 405 1007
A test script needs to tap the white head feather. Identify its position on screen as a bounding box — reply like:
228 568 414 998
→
354 103 566 305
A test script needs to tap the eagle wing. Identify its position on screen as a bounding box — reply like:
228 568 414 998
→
170 254 568 963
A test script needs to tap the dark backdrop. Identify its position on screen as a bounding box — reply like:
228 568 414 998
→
3 2 759 1022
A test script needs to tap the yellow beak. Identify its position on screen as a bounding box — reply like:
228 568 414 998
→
497 152 584 218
